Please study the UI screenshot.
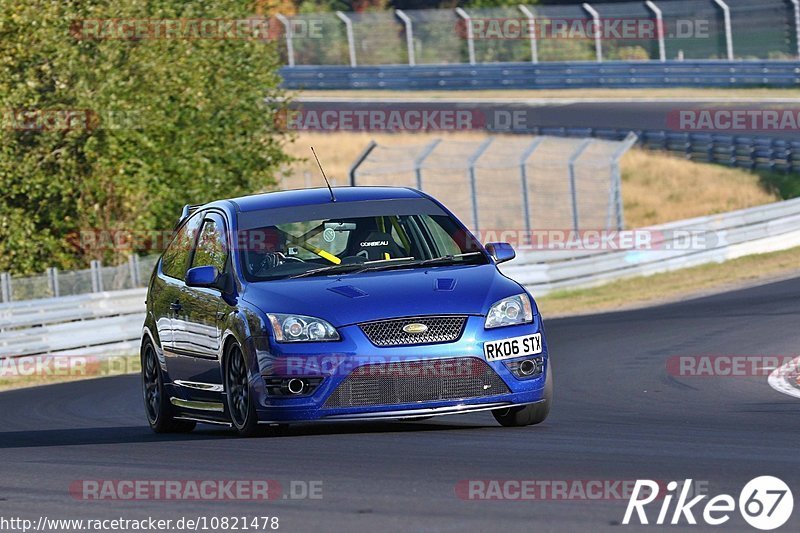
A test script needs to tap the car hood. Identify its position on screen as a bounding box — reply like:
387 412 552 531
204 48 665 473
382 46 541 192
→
241 264 523 327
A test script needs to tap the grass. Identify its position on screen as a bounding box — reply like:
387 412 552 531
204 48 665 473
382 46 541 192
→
537 245 800 317
298 88 800 100
283 132 781 228
620 149 779 226
0 354 139 392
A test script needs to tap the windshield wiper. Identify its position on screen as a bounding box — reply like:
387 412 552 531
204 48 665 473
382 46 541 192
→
288 257 415 279
415 251 484 267
288 263 366 279
354 252 484 274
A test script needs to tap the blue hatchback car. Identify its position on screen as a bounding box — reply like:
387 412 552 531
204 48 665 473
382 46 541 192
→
141 186 552 436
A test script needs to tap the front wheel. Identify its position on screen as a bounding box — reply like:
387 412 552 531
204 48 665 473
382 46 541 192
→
224 343 261 437
141 340 195 434
493 362 552 427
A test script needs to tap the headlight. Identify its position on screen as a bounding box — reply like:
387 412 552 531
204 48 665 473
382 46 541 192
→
484 294 533 329
267 313 340 342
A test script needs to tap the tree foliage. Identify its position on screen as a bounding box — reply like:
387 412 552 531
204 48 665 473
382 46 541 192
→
0 0 291 274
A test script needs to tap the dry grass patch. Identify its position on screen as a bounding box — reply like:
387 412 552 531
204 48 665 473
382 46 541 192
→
620 149 779 226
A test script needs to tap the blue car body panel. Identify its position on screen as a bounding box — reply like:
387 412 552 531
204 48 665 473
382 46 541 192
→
142 186 550 425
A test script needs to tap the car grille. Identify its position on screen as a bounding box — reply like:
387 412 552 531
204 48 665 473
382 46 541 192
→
322 357 510 409
359 315 467 347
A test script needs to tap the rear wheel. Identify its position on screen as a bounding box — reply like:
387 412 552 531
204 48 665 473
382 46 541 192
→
141 340 195 434
493 362 552 427
224 343 261 437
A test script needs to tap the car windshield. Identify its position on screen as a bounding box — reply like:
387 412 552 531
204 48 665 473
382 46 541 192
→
238 199 487 281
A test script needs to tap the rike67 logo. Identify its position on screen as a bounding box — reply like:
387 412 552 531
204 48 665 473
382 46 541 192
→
623 477 793 530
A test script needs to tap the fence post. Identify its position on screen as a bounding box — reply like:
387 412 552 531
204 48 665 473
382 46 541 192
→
791 0 800 59
467 137 495 232
336 11 357 67
275 14 295 67
349 140 378 185
519 137 545 241
518 5 539 64
582 3 603 62
645 0 666 62
90 260 104 293
455 8 476 65
568 139 594 232
713 0 734 60
608 132 639 230
47 267 60 298
129 255 141 287
413 139 442 190
0 272 11 303
395 10 416 66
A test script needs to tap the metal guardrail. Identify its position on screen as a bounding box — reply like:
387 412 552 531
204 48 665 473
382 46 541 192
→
501 197 800 295
279 61 800 90
3 198 800 357
0 289 146 358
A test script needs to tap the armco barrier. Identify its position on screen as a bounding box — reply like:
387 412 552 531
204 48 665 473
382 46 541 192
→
501 197 800 295
3 198 800 357
0 289 146 358
279 61 800 91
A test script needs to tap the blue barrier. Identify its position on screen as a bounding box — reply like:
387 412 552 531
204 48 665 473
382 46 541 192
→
280 61 800 91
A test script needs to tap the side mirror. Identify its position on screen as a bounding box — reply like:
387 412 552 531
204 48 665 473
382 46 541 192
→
485 242 516 264
186 265 220 289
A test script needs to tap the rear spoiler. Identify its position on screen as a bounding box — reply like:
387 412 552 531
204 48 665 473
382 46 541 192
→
177 204 202 227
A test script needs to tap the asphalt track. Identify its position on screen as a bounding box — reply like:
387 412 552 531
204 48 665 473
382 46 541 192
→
293 97 800 141
2 276 799 532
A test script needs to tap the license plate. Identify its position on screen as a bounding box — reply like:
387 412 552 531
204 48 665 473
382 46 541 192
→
483 333 543 362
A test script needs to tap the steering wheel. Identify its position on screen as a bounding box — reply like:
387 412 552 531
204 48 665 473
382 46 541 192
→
254 252 305 275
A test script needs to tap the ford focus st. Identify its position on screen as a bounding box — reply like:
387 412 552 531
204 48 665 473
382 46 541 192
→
140 187 552 436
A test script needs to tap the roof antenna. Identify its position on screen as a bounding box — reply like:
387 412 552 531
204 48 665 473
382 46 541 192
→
311 146 336 202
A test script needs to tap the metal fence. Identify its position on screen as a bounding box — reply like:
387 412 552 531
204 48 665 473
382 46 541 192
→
0 255 158 303
349 133 638 233
277 0 800 66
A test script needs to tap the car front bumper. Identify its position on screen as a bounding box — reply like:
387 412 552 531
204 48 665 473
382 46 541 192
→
248 315 549 423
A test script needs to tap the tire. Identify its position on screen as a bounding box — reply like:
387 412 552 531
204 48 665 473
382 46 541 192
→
141 339 196 434
224 343 262 437
492 362 552 427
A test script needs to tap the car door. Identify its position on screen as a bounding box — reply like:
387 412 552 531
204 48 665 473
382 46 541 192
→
155 211 204 355
169 212 230 399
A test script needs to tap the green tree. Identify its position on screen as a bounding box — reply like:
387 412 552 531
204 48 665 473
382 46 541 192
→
0 0 291 274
